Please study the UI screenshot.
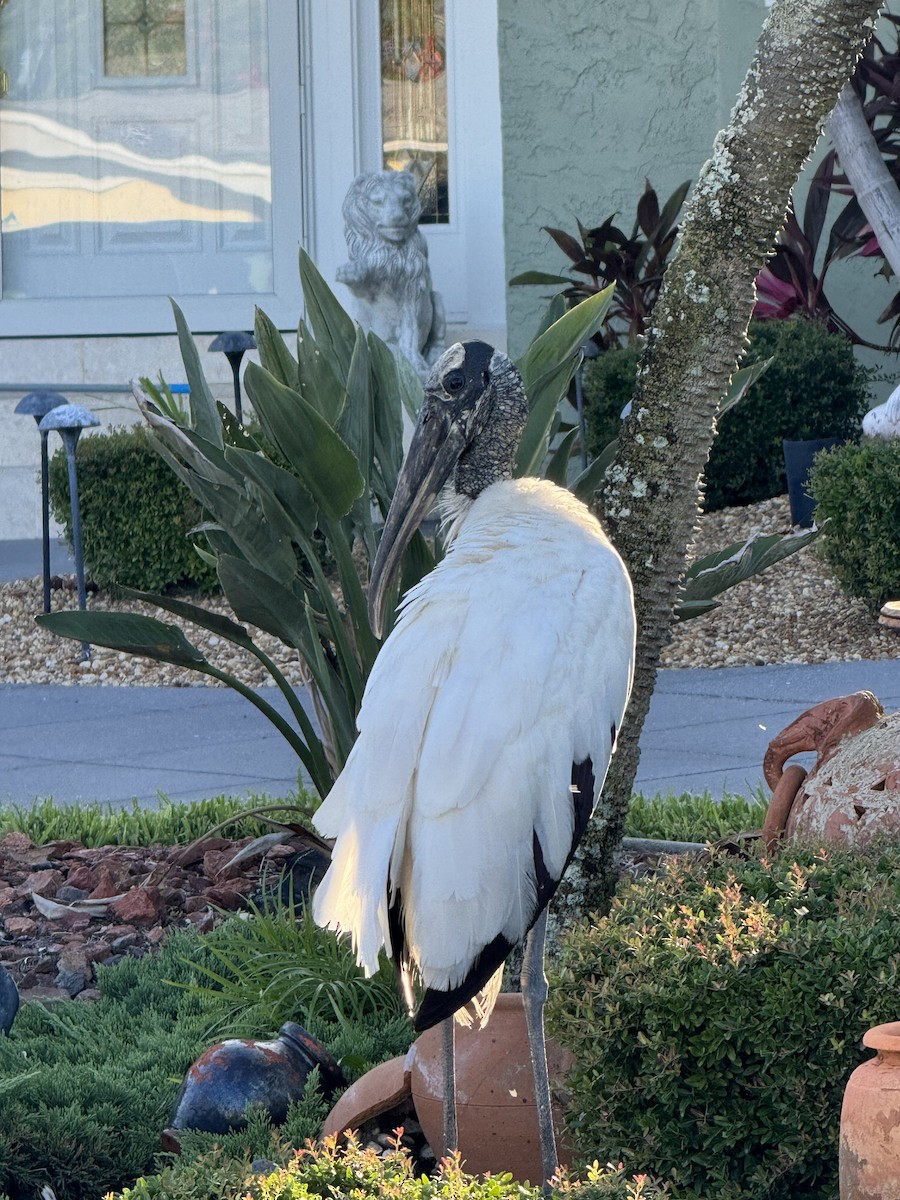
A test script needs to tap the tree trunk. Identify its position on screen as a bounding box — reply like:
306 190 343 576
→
828 81 900 277
561 0 883 921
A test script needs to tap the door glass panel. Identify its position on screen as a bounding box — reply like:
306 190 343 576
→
380 0 449 224
103 0 188 78
0 0 275 303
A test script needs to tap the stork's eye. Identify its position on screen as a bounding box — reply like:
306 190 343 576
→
444 370 466 394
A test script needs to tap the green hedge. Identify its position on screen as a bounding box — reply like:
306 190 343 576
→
549 844 900 1199
583 319 870 511
809 437 900 611
49 427 219 593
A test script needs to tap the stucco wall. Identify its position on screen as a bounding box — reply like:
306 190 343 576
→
497 0 899 399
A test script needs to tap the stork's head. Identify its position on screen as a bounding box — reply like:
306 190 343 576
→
368 341 527 635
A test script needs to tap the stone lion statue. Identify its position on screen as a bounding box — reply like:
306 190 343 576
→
336 170 445 377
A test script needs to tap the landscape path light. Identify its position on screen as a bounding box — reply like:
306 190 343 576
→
209 331 256 425
14 390 68 612
38 404 100 658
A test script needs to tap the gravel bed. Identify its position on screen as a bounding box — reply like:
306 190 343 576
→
0 494 896 686
661 495 899 669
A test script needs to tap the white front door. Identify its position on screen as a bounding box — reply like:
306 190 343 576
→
0 0 303 335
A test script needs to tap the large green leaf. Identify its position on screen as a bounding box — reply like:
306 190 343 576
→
515 359 578 477
367 333 405 500
144 418 297 584
296 319 346 426
170 299 222 448
215 554 312 654
36 611 208 667
299 248 357 387
339 330 374 493
517 284 614 397
243 362 364 522
225 447 318 540
255 307 300 391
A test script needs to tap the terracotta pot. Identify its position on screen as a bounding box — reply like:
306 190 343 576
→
408 993 574 1183
840 1021 900 1199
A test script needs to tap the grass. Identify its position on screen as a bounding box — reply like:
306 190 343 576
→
0 791 318 847
0 788 768 849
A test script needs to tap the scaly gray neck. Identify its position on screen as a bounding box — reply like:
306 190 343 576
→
452 355 528 499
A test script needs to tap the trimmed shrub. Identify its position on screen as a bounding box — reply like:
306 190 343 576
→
582 320 870 511
809 437 900 611
548 844 900 1200
48 427 218 593
705 318 869 510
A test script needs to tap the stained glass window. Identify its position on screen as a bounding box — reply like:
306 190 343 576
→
103 0 187 78
380 0 449 224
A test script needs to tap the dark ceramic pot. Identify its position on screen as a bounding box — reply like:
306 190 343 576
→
782 437 839 528
171 1021 345 1134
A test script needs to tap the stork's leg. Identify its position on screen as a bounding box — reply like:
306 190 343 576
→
521 906 558 1192
441 1015 458 1157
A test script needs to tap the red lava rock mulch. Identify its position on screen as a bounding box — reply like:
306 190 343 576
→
0 829 299 1002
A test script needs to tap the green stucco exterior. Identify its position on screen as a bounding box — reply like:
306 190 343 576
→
496 0 899 399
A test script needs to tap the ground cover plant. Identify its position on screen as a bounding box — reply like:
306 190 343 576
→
549 842 900 1200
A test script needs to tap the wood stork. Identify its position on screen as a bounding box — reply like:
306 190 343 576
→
312 340 636 1185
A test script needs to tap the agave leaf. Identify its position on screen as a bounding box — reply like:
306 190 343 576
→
169 299 222 448
677 527 819 617
299 247 357 387
36 610 210 667
243 362 364 523
255 307 301 391
531 295 570 344
719 357 772 417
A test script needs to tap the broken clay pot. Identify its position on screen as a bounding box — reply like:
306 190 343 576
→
763 692 900 849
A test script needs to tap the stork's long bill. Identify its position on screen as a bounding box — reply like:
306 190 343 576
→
368 341 527 636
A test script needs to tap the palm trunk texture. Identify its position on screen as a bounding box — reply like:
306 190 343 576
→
562 0 885 920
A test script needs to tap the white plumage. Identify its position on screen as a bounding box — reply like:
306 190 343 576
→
313 473 635 1004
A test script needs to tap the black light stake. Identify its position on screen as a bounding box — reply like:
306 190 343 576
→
209 331 256 425
38 404 100 659
14 390 68 613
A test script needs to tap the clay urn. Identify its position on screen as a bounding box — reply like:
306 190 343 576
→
407 992 575 1183
840 1021 900 1199
170 1021 345 1135
762 693 900 850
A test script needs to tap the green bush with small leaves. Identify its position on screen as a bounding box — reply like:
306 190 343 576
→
583 320 870 511
705 319 870 510
548 844 900 1200
49 426 219 593
111 1137 667 1200
809 436 900 611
